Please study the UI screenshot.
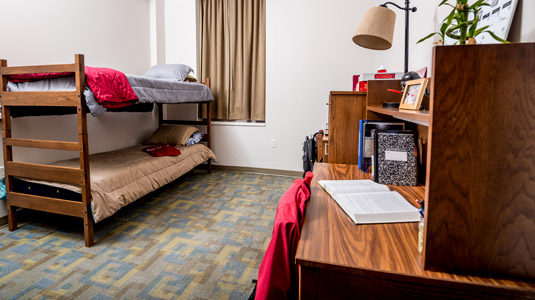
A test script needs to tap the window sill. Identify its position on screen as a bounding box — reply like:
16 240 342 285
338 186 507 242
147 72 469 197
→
212 121 266 127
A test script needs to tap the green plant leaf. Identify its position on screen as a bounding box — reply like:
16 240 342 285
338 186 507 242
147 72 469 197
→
439 0 455 8
485 30 510 43
440 22 448 36
468 15 479 36
439 32 446 45
446 8 455 26
474 25 489 36
417 32 439 44
471 0 486 7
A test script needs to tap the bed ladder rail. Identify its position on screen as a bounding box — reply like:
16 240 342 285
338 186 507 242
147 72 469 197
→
0 62 81 108
4 138 81 151
0 63 77 75
8 192 85 218
5 161 85 185
1 91 82 107
0 54 94 247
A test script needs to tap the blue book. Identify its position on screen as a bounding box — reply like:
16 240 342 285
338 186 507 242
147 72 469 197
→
358 120 367 170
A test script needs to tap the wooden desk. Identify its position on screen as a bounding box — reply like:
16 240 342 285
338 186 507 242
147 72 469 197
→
295 163 535 300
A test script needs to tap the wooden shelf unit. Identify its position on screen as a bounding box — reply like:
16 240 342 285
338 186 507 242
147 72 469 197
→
366 105 430 126
365 43 535 281
316 131 328 163
324 91 367 165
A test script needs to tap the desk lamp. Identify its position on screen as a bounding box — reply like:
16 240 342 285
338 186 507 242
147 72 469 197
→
353 1 417 73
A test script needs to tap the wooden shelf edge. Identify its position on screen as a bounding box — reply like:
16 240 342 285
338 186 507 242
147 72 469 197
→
367 105 430 126
330 91 367 95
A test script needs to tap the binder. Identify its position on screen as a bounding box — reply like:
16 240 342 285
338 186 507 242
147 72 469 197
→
371 130 417 186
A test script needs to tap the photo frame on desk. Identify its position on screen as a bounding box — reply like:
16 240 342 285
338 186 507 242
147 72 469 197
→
399 78 429 110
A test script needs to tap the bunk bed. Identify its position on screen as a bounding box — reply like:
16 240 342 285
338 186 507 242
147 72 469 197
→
0 54 215 247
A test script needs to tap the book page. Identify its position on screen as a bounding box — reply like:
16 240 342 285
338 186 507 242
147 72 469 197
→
318 180 389 196
335 191 419 224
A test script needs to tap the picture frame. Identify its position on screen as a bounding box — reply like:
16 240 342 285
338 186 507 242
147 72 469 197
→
399 78 429 110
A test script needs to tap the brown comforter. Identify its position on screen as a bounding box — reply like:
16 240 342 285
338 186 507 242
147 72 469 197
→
25 144 216 222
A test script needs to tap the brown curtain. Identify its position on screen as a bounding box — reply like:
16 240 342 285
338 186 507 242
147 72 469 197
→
198 0 266 121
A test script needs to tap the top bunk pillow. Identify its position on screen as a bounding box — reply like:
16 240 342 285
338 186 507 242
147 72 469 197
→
146 125 199 146
143 64 194 81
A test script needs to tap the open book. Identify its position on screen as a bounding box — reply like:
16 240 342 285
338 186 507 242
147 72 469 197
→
318 180 420 224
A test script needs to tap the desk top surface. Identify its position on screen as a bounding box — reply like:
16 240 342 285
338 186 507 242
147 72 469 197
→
295 163 535 291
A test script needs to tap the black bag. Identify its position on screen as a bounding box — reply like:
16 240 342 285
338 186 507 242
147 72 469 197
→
302 132 320 176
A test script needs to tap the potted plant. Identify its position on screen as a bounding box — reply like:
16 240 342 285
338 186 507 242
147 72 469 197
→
418 0 508 45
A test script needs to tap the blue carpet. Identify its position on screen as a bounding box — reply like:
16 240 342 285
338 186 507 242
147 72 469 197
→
0 170 296 299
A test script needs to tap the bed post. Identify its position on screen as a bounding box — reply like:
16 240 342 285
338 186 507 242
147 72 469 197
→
0 59 17 232
206 101 212 174
158 103 163 126
205 77 212 174
74 54 94 247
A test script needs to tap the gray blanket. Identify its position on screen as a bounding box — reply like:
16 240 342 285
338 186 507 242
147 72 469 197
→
126 74 214 104
7 76 107 116
7 75 214 116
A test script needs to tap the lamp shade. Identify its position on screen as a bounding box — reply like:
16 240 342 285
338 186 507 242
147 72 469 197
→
353 6 396 50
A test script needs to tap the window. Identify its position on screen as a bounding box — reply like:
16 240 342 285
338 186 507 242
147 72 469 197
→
197 0 266 121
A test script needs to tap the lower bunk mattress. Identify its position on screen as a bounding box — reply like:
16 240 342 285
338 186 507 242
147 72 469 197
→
14 144 216 223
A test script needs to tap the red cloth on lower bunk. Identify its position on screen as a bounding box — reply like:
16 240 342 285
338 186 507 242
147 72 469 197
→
7 67 138 109
143 145 182 157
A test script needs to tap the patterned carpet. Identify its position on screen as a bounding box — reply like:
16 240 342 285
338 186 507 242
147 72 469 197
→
0 170 296 300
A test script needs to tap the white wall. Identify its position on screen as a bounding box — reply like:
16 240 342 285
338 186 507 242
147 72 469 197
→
162 0 436 171
163 0 199 120
510 0 535 42
0 0 154 217
0 0 533 218
162 0 535 173
1 0 155 159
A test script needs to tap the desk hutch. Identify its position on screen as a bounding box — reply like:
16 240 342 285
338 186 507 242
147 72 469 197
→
297 43 535 299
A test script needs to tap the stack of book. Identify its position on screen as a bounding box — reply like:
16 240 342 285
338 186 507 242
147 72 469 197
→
358 120 417 186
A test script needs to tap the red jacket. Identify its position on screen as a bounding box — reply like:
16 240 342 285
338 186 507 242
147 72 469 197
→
256 172 313 300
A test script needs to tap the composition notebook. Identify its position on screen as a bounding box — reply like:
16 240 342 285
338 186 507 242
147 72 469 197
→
318 180 420 224
371 130 417 186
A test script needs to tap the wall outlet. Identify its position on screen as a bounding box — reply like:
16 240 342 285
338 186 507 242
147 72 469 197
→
271 139 277 148
131 139 137 146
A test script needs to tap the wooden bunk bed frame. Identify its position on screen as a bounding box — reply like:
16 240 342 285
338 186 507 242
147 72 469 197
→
0 54 212 247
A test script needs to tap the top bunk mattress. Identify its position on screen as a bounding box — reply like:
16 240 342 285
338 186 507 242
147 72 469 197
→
17 144 216 223
126 75 214 104
6 73 214 117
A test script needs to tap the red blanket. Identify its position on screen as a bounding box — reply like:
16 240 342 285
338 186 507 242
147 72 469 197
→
142 145 182 157
8 67 138 109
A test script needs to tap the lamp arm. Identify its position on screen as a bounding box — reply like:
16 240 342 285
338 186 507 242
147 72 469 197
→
381 1 417 12
380 0 417 73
